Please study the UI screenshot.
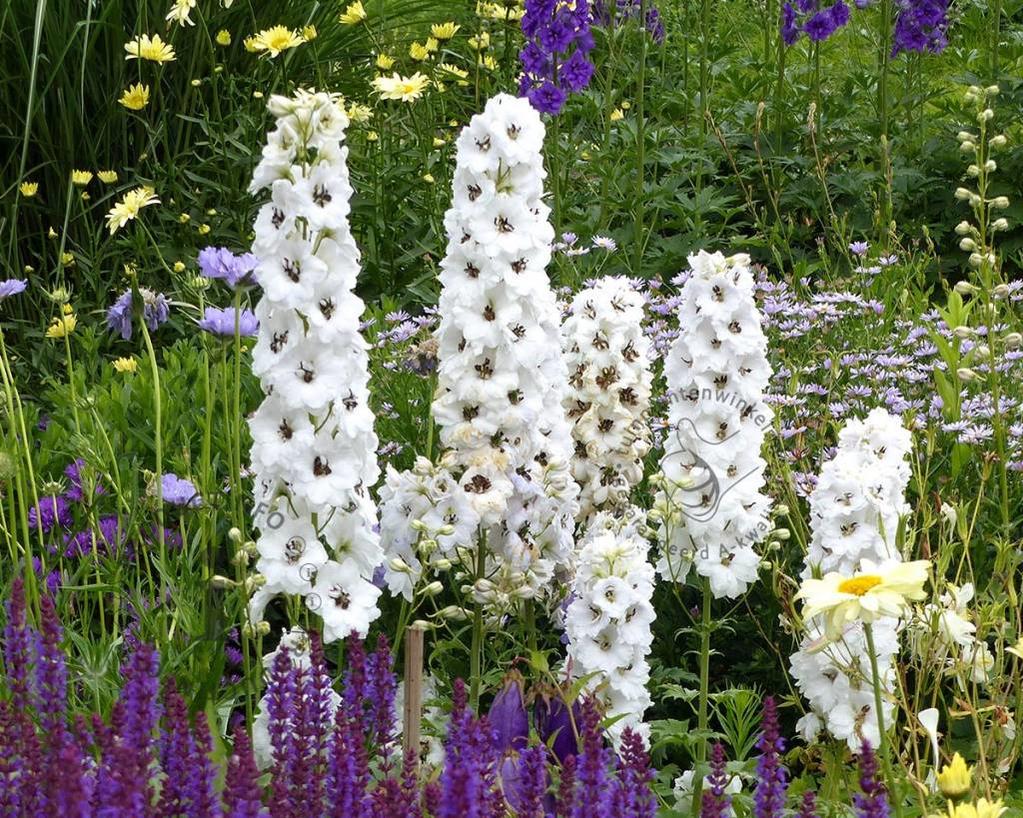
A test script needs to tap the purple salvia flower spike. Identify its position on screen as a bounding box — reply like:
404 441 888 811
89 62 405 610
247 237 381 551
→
753 696 787 818
854 741 890 818
798 791 820 818
701 742 733 818
224 727 269 818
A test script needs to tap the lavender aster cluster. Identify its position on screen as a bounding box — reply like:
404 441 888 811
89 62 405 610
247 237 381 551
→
519 0 596 114
782 0 851 44
891 0 948 55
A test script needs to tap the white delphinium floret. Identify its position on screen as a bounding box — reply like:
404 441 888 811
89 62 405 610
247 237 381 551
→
789 408 913 750
652 250 773 599
247 89 382 640
430 93 579 601
564 507 655 745
562 277 652 522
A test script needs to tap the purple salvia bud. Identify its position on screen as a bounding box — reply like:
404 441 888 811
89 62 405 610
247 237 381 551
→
798 791 819 818
700 743 733 818
223 727 269 818
616 727 656 818
342 634 369 719
854 741 890 818
488 671 528 757
52 732 94 816
554 754 576 818
303 633 332 811
188 711 221 818
571 699 609 818
0 703 24 815
753 696 787 818
326 704 362 818
3 578 36 714
157 681 195 817
506 744 548 817
266 647 298 818
37 593 67 739
368 634 397 756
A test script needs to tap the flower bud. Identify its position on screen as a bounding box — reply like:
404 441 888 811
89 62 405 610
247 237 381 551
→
984 160 997 172
960 141 975 153
991 196 1009 209
955 221 972 236
775 504 790 516
1004 332 1022 350
954 281 979 295
957 131 975 142
773 527 791 540
992 218 1009 232
990 134 1007 147
954 187 972 201
434 605 468 622
979 108 994 122
986 85 1000 96
432 558 453 571
957 367 981 382
973 344 991 360
952 325 976 339
211 575 237 589
959 237 976 251
388 557 411 573
421 581 444 596
993 284 1010 299
967 164 980 177
969 253 983 268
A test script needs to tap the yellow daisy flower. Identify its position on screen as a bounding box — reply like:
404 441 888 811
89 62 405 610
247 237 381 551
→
339 1 367 24
61 252 75 268
302 25 318 41
468 31 490 50
19 182 38 198
173 261 186 273
71 170 93 186
936 753 973 799
610 108 624 121
97 170 119 184
165 0 196 26
119 83 151 111
375 53 395 70
106 186 160 234
124 33 177 63
936 799 1007 818
371 72 430 102
366 130 379 142
438 62 469 82
409 41 431 61
250 25 304 57
431 21 460 39
113 357 139 374
346 103 373 123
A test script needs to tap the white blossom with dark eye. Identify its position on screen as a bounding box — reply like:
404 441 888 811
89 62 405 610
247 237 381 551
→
247 90 382 640
561 276 652 522
790 408 912 751
652 250 773 599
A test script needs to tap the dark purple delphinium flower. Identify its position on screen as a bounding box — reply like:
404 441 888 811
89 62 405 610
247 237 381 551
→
161 473 202 508
753 696 787 818
782 3 800 44
28 494 73 533
198 306 259 337
489 671 529 756
701 743 733 818
592 0 666 42
225 727 269 818
854 741 890 818
0 279 27 302
198 247 259 288
798 790 820 818
613 728 656 818
106 287 171 341
891 0 947 55
804 0 850 40
782 0 852 43
520 0 595 114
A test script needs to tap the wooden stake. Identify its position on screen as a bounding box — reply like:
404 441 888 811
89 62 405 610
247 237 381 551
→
402 623 425 762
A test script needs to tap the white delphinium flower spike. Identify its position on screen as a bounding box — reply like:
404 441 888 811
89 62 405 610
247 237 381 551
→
428 93 579 602
247 90 382 641
652 250 773 599
789 408 913 750
564 508 655 746
561 276 653 523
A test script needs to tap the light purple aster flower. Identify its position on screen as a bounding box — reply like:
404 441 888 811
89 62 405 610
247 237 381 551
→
198 306 259 337
161 473 202 508
849 241 869 256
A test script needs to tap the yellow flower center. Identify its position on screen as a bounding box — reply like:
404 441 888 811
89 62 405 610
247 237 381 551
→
838 575 883 596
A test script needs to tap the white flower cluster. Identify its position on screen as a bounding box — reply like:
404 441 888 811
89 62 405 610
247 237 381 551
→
429 93 578 599
565 510 655 745
246 90 382 642
378 455 480 601
790 408 912 750
914 582 994 686
652 250 773 599
561 277 652 522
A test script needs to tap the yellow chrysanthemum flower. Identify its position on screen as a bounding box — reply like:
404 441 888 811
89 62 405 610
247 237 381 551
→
431 21 460 39
372 72 430 102
425 37 439 52
166 0 196 26
19 182 38 198
113 357 139 374
243 36 259 52
119 83 151 110
124 33 177 63
438 62 469 81
796 559 930 641
46 313 77 339
936 753 973 799
422 173 435 183
477 0 525 20
934 799 1007 818
303 25 318 41
346 103 373 124
409 41 431 61
468 31 490 50
610 108 624 121
432 137 445 147
70 170 93 186
97 170 119 184
479 54 497 71
339 1 367 24
375 53 395 70
250 25 304 57
106 186 160 234
214 29 231 46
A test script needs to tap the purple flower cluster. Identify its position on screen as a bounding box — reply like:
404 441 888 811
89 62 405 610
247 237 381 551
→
782 0 851 44
753 697 787 818
198 247 259 288
700 743 733 818
592 0 665 42
891 0 948 55
0 279 27 302
161 472 202 507
520 0 596 114
853 742 890 818
198 306 259 337
106 287 171 340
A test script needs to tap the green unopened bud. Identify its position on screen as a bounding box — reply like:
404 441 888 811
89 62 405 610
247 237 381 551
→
773 528 791 540
228 527 243 544
985 160 997 172
211 575 236 589
979 108 995 122
992 218 1009 232
990 134 1007 147
959 237 977 251
410 518 428 532
969 253 984 268
960 141 975 153
231 549 250 567
244 575 266 593
953 325 977 339
986 85 1000 95
954 187 973 201
974 344 991 359
422 581 444 596
955 221 973 236
434 605 468 622
388 557 411 573
1004 332 1022 350
957 367 981 383
432 557 453 571
967 164 980 177
954 281 979 295
991 196 1010 209
957 131 976 142
775 504 790 516
993 284 1010 299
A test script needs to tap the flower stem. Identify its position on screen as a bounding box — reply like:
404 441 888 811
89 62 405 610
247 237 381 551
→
691 577 713 818
864 622 904 818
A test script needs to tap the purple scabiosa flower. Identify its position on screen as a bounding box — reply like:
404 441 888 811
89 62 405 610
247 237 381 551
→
64 458 104 503
891 0 947 54
106 288 170 340
700 743 733 818
224 727 269 818
161 473 202 508
28 493 73 533
854 741 890 818
520 0 595 115
63 514 125 558
0 279 27 301
198 247 259 288
753 697 787 818
198 306 259 337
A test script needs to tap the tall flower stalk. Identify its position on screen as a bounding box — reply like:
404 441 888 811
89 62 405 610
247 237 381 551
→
246 90 383 642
